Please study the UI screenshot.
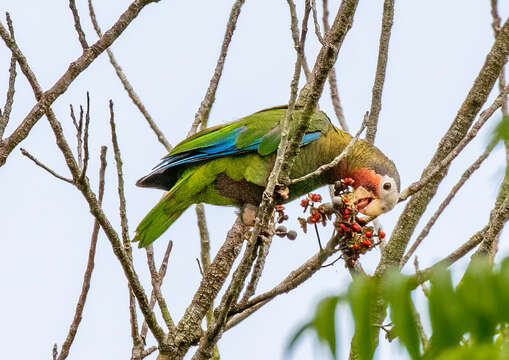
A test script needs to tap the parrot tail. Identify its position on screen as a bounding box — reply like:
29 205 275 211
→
133 171 195 247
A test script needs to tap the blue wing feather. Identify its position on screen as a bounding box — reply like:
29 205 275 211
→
151 127 321 175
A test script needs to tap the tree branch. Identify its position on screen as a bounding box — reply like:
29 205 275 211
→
400 142 496 268
56 146 107 360
365 0 395 144
188 0 246 135
322 0 348 131
0 12 16 139
69 0 89 49
0 0 161 167
399 84 509 201
20 148 74 184
87 0 171 152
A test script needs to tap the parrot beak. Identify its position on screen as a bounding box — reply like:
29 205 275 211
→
352 186 375 214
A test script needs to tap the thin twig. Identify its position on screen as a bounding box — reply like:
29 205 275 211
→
87 0 171 152
140 240 173 340
192 239 261 359
79 93 90 182
0 0 161 167
20 148 74 184
108 99 141 347
399 84 509 201
286 0 311 79
69 0 89 49
239 237 272 304
290 113 367 185
109 100 130 252
173 217 247 356
69 105 83 167
0 12 17 139
226 233 341 328
57 146 107 360
188 0 246 135
146 244 176 333
46 101 167 348
365 0 395 144
400 142 496 267
310 0 324 44
322 0 347 131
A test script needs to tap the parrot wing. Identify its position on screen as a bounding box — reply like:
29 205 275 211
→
150 106 329 174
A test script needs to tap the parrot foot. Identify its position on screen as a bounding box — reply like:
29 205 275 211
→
240 203 258 226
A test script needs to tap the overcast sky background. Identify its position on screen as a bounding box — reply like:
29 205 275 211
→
1 1 509 359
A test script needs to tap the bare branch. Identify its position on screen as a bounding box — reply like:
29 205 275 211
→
192 239 261 359
79 93 91 181
57 146 107 360
365 0 395 144
310 0 324 45
226 233 341 330
140 241 173 340
0 0 161 167
290 112 367 185
322 0 347 131
87 0 171 152
286 0 311 79
188 0 246 135
69 0 89 49
400 142 495 268
146 244 176 333
0 12 17 139
108 100 130 251
399 83 509 201
172 217 247 356
20 148 74 184
69 105 84 168
108 99 142 347
284 0 359 178
239 237 272 304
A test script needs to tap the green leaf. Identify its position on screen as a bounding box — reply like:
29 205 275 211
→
490 115 509 146
313 296 341 358
427 266 465 356
285 295 341 359
385 271 422 360
434 342 509 360
348 276 377 360
285 321 313 357
457 258 498 342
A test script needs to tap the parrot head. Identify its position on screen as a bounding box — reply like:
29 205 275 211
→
340 145 400 217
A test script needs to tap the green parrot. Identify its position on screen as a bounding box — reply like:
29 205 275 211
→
134 106 400 247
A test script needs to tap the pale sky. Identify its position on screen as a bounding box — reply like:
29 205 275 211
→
1 1 508 359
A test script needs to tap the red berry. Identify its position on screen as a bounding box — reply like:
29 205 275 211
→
365 231 373 238
339 223 349 232
275 205 285 211
343 208 350 216
379 231 386 239
300 198 309 207
353 243 360 250
310 193 322 202
361 239 372 247
351 223 361 232
357 217 367 225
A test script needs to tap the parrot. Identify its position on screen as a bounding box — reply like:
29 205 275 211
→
133 106 400 247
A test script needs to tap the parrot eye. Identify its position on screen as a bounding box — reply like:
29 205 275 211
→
383 182 391 191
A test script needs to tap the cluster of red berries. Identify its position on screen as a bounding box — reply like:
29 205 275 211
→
297 193 335 232
294 178 387 264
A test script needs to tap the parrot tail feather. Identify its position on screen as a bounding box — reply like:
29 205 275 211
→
133 172 194 247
